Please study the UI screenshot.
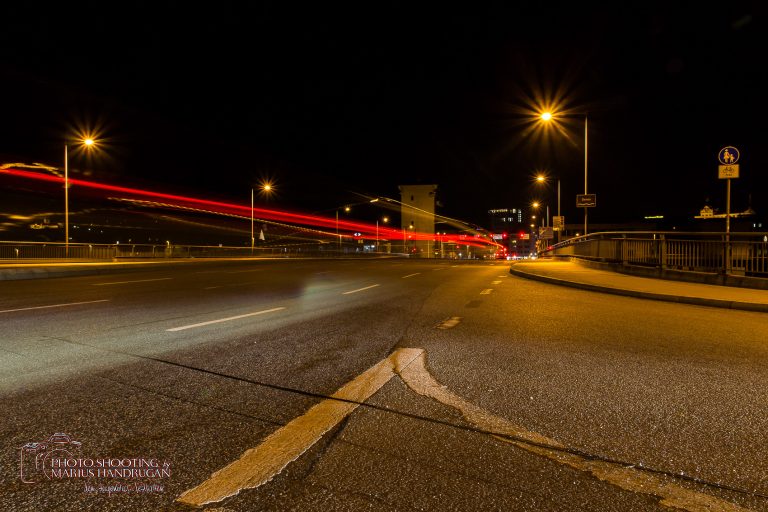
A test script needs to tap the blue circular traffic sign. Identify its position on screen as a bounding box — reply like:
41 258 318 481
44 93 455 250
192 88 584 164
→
718 146 740 165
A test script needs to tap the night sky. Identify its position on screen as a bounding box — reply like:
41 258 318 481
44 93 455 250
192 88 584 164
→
1 2 765 228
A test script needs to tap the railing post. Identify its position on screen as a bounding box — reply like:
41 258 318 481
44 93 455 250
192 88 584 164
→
659 234 666 269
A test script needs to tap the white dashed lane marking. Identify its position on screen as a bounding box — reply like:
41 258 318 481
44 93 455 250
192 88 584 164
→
0 299 109 314
92 277 173 286
436 317 462 330
342 284 380 295
480 289 493 295
166 307 285 332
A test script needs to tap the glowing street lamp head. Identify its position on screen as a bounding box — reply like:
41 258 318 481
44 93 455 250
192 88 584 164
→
382 216 389 223
540 112 552 122
536 175 546 183
83 138 95 146
532 202 540 208
257 180 275 197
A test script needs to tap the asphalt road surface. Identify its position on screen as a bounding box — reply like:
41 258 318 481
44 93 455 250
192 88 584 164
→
1 258 767 511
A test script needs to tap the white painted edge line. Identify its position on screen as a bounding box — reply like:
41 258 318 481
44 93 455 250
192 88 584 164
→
0 299 110 315
166 307 285 332
92 277 173 286
177 347 424 507
480 289 493 295
342 284 380 295
401 273 421 279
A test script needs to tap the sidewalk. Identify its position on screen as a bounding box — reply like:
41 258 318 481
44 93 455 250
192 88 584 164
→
510 259 768 313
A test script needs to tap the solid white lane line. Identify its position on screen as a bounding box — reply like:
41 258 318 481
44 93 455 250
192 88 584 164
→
480 289 493 295
92 277 173 286
401 273 421 279
0 299 109 315
226 269 265 274
398 351 747 512
341 284 380 295
177 348 424 507
166 307 285 332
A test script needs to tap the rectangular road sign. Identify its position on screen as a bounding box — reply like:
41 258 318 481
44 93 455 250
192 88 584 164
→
576 194 596 208
718 164 739 179
539 226 553 240
552 216 564 231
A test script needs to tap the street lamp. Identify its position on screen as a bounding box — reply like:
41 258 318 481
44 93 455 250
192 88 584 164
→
252 182 274 251
536 173 561 243
376 216 389 252
539 111 589 235
335 206 351 251
64 137 96 256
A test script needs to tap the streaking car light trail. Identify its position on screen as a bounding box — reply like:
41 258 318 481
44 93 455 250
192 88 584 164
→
0 168 500 248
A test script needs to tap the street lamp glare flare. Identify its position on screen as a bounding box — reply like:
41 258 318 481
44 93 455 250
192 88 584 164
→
540 112 552 121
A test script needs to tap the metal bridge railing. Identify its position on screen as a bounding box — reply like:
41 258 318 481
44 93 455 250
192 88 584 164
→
0 241 398 261
542 232 768 277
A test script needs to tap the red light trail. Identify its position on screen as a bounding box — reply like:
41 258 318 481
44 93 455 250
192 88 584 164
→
1 168 500 248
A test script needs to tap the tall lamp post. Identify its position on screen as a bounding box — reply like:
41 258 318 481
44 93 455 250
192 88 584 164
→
531 201 541 254
536 174 561 243
64 138 96 256
336 206 350 252
539 111 589 235
252 183 273 251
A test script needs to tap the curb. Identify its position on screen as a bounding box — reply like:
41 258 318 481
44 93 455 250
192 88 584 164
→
509 266 768 313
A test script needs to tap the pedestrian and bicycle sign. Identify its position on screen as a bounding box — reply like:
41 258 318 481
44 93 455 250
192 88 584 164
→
576 194 596 208
718 146 740 179
718 146 740 165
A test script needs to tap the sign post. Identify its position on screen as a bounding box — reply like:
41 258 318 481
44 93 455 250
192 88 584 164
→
718 146 740 273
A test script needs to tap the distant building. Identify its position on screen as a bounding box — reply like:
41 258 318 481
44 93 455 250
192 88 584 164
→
693 204 761 232
487 207 534 257
399 184 438 258
488 208 523 232
694 204 756 220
